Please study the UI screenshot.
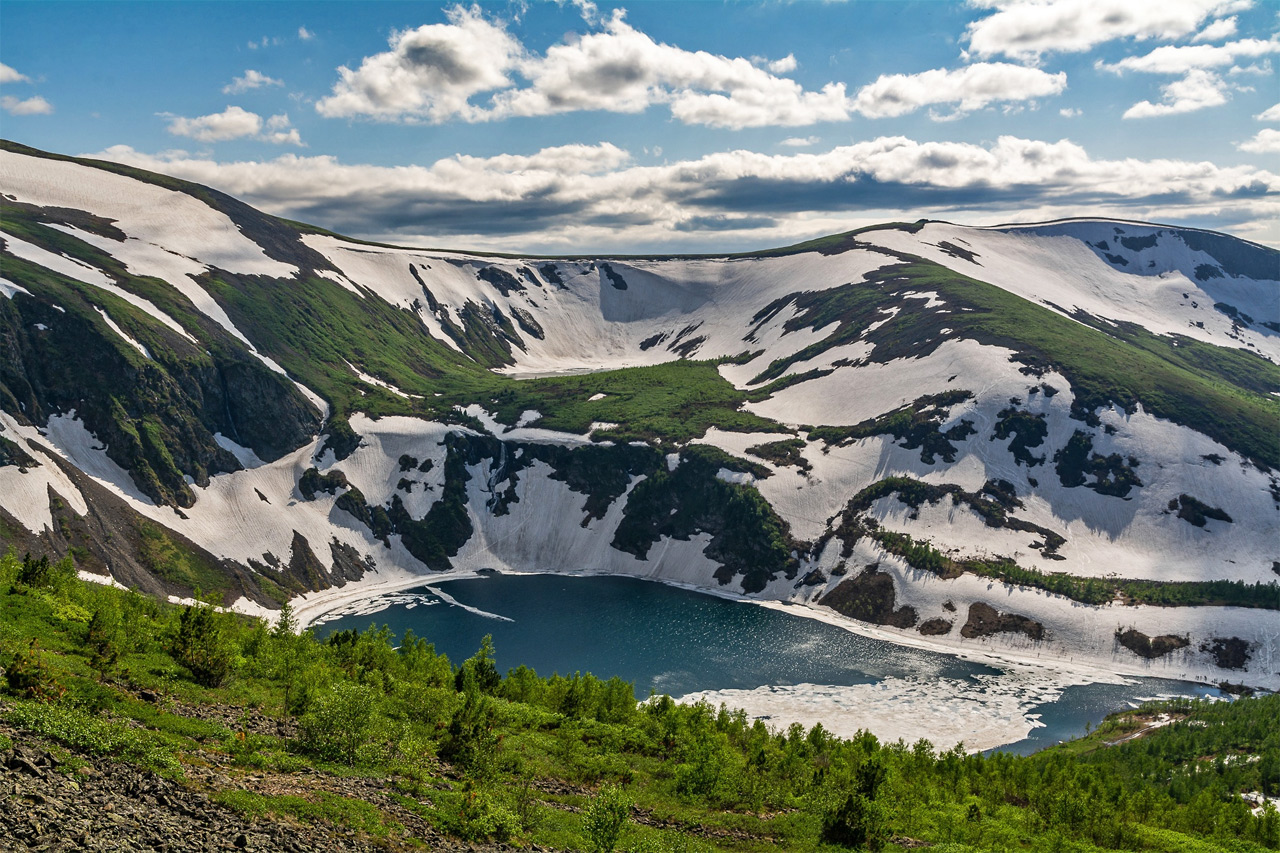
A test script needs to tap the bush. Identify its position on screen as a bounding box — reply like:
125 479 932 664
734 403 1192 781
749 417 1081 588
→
15 553 75 591
583 782 631 853
822 792 888 850
296 681 381 765
4 640 64 701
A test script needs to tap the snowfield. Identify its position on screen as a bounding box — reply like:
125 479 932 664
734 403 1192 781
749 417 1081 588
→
2 147 1278 746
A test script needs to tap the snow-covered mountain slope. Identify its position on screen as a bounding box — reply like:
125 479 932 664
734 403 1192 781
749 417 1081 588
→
2 140 1278 688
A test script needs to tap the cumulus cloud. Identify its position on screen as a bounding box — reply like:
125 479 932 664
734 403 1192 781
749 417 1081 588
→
490 10 851 128
315 5 522 122
852 62 1066 119
1123 69 1232 117
964 0 1250 61
768 55 798 74
167 105 264 141
313 7 1064 128
298 26 315 40
89 135 1279 252
1 94 53 115
223 69 284 95
165 105 304 145
1257 103 1280 121
1239 128 1280 153
1059 107 1081 117
780 136 821 147
1097 37 1280 75
1192 17 1238 42
0 63 29 84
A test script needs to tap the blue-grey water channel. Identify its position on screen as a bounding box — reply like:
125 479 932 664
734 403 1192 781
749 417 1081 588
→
312 574 1223 755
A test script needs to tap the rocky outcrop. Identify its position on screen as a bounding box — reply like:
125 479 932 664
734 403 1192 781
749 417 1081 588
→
1116 628 1189 659
818 565 918 628
960 602 1044 641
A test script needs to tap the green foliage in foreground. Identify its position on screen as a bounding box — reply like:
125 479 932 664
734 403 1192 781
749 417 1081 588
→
1 546 1278 852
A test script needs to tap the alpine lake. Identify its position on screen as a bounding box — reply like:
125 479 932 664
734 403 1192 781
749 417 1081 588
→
312 573 1224 755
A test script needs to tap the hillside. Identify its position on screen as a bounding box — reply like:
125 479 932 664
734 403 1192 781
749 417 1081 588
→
1 138 1278 691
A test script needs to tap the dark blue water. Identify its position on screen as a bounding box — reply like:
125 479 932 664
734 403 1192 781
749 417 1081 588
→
312 573 1223 753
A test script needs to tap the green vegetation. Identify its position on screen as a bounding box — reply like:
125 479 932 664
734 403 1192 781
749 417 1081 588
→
808 391 976 465
1 546 1277 852
832 477 1280 610
749 261 1280 470
745 438 812 473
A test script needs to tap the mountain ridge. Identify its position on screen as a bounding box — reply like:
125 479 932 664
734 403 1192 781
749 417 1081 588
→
1 140 1277 689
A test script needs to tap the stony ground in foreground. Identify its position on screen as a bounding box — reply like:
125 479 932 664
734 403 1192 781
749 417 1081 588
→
0 721 535 853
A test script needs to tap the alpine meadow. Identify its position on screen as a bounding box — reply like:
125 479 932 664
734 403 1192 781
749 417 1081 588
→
1 1 1278 851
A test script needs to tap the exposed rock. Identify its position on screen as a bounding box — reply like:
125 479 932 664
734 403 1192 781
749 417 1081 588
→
960 602 1043 641
1201 636 1252 670
819 566 918 629
917 618 953 636
1116 628 1189 659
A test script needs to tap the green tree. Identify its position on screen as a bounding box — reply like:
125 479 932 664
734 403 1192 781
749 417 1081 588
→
85 605 120 678
455 633 500 694
172 603 235 687
440 679 500 779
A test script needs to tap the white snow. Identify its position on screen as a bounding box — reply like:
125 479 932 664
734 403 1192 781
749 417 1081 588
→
678 661 1131 753
345 360 422 399
864 222 1280 361
1 277 31 299
214 433 266 469
0 150 297 278
94 307 150 359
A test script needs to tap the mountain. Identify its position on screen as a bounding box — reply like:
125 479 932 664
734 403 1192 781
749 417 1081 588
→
2 139 1277 689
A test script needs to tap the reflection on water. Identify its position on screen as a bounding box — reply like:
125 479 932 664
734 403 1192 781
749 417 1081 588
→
313 574 1222 753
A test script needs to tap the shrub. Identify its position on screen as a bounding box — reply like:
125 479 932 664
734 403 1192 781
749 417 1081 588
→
4 640 64 701
583 782 631 853
296 681 380 765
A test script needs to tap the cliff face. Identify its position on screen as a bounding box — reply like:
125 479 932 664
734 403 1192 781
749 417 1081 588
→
2 141 1278 687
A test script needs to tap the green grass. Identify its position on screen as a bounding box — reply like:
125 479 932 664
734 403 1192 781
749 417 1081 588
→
752 261 1280 469
1 547 1278 853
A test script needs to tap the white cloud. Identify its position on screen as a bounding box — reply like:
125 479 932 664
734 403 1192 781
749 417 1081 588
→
1059 107 1081 117
167 105 264 141
1 95 53 115
298 26 315 40
1097 37 1280 75
964 0 1250 61
89 135 1279 252
1123 68 1231 117
492 10 852 128
164 106 304 145
0 63 29 84
315 5 522 122
263 113 305 145
780 136 821 147
1256 102 1280 121
314 6 863 129
1192 16 1238 41
1239 128 1280 152
768 55 798 73
224 69 284 95
852 62 1066 119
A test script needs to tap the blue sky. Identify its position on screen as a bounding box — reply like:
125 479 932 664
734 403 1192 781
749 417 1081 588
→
2 0 1277 252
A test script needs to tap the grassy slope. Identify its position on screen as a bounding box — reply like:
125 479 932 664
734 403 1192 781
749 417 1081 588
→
753 261 1280 470
1 550 1277 853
